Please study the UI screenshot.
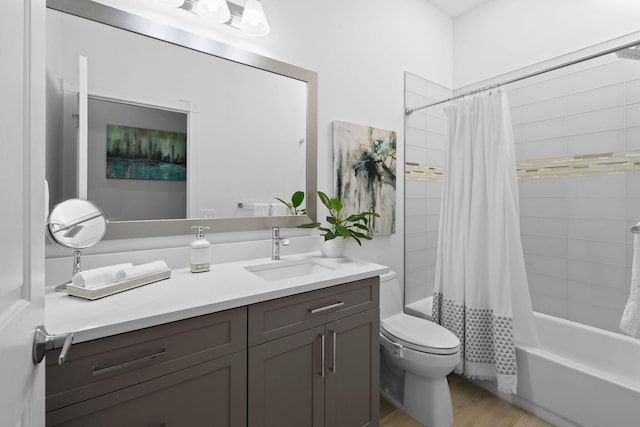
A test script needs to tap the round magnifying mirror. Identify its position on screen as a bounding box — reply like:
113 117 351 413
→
47 199 107 291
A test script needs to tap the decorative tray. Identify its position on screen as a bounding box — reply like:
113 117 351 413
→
66 270 171 300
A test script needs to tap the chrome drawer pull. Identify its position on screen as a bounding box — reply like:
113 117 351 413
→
308 301 345 314
92 349 167 376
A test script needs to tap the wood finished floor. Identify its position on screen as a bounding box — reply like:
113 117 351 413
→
380 375 555 427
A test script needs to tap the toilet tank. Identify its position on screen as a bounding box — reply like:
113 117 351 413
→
379 270 403 320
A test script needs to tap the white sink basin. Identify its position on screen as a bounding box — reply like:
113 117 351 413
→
245 259 332 282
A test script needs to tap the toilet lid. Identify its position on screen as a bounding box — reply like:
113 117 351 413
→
381 313 460 355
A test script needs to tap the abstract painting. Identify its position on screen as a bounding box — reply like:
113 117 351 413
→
106 124 187 181
333 120 396 235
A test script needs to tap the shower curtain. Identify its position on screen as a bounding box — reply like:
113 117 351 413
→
432 89 537 394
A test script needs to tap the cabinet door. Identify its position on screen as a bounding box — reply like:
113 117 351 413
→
248 325 326 427
46 351 247 427
325 309 380 427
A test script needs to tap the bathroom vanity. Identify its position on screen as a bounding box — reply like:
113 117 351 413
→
44 255 386 426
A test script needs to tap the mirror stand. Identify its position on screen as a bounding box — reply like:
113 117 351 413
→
54 249 82 292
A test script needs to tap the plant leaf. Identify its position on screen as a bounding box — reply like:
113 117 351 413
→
330 197 343 212
291 191 304 208
318 191 333 210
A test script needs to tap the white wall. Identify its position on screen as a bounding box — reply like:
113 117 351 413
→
55 0 454 280
453 0 640 88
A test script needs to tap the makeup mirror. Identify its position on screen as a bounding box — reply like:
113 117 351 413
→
46 198 107 290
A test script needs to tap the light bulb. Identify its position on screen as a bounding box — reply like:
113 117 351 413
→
240 0 270 36
197 0 231 23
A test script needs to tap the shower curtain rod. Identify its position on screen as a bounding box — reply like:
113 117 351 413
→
405 39 640 116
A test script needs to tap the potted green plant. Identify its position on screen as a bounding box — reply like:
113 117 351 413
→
300 191 379 257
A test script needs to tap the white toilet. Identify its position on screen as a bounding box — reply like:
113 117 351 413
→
379 271 461 427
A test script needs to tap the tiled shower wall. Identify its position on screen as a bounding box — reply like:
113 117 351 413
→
404 72 451 306
507 53 640 333
404 52 640 334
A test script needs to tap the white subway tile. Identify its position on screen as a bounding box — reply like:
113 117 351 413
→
406 109 428 131
519 178 567 197
425 131 446 151
406 181 428 198
425 182 443 198
522 235 567 258
567 129 626 156
567 280 628 310
524 254 567 278
426 214 440 232
627 79 640 105
567 197 626 220
530 292 567 318
527 272 568 296
426 114 446 135
507 76 569 108
626 103 640 128
405 91 429 111
568 238 627 264
627 126 640 151
520 217 568 238
566 175 626 197
406 198 428 216
405 232 428 251
627 197 640 221
425 198 441 215
567 61 628 94
511 97 567 126
406 215 428 234
406 127 428 149
425 148 445 166
567 106 626 135
519 197 567 217
568 260 628 290
513 116 568 143
567 83 625 115
405 144 427 164
514 137 568 160
567 219 627 244
405 73 430 95
406 248 429 268
428 84 453 102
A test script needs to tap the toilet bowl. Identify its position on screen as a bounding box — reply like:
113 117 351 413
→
379 271 460 427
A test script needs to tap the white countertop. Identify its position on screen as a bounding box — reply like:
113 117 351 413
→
45 253 388 344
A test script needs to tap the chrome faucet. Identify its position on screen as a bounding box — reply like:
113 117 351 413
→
271 227 291 261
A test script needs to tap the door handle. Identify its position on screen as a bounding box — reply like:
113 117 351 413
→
319 333 325 378
32 325 74 365
330 330 337 373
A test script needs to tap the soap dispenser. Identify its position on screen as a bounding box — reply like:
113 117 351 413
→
190 226 211 273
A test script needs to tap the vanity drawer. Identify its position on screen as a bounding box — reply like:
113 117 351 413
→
248 276 379 346
46 307 247 412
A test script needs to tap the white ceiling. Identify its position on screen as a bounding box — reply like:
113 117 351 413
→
428 0 491 18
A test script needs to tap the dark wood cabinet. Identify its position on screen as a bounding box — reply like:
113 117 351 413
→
46 276 380 427
248 277 380 427
46 307 247 427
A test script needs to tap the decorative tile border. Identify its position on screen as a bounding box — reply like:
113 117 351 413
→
406 150 640 182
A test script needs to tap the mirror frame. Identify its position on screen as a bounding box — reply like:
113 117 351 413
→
47 0 317 240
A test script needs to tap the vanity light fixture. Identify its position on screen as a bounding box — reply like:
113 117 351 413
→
155 0 270 36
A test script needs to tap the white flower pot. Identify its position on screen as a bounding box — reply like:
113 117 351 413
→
320 238 346 258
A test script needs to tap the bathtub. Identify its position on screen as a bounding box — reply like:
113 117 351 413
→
475 312 640 427
404 299 640 427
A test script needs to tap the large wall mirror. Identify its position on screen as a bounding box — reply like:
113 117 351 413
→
46 0 317 240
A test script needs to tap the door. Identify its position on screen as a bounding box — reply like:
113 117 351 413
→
325 309 380 427
0 0 46 426
248 326 325 427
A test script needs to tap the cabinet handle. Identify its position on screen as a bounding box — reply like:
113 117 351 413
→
91 349 167 376
330 330 337 373
319 333 325 378
308 301 345 314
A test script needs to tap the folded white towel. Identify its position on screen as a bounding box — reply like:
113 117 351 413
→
253 203 269 217
72 263 133 289
116 260 169 282
621 234 640 338
270 203 289 216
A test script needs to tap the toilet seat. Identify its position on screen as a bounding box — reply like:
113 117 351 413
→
381 313 460 355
